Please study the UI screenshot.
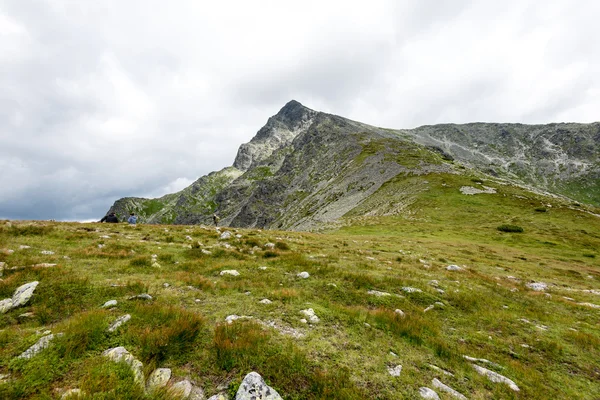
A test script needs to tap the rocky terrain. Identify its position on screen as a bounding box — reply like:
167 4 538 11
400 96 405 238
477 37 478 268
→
107 101 600 229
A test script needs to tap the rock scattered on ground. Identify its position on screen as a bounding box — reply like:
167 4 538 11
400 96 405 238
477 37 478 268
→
235 371 282 400
460 186 496 195
526 282 548 291
60 388 84 399
102 346 145 387
446 265 463 271
219 231 232 240
300 308 320 324
258 266 268 270
40 250 55 255
428 364 454 376
402 287 422 293
18 333 63 359
220 270 240 276
297 271 310 279
2 281 40 314
108 314 131 333
419 387 440 399
368 290 391 297
472 364 520 391
264 243 275 249
101 299 118 308
463 355 502 369
226 315 253 324
259 299 272 304
431 378 467 400
577 302 600 309
146 368 171 393
394 309 405 317
129 293 153 300
387 364 402 377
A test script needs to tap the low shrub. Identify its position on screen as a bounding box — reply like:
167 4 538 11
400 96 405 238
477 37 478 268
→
497 224 524 233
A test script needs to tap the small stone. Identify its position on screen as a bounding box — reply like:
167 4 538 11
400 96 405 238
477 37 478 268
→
163 283 170 288
258 266 267 270
394 309 405 317
578 302 600 309
472 364 520 391
101 300 117 308
0 298 13 314
419 387 440 400
259 299 272 304
402 287 422 293
18 245 31 250
61 388 84 399
235 371 282 400
169 379 194 399
424 305 435 312
32 263 57 268
431 378 467 400
390 351 397 357
108 314 131 333
18 312 35 319
12 281 39 308
219 231 232 240
297 271 310 279
368 290 391 297
128 293 153 301
526 282 548 291
40 250 55 255
300 308 319 324
18 333 63 359
102 346 144 387
146 368 172 393
446 265 463 271
387 364 402 376
226 315 252 324
264 242 275 249
220 270 240 276
185 235 193 241
300 318 308 324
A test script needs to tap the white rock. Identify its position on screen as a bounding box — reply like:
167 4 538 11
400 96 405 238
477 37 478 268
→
419 387 440 400
185 235 193 241
424 305 435 312
220 270 240 276
201 249 212 255
225 315 252 324
235 371 282 400
18 245 31 250
446 265 463 271
235 234 242 239
40 250 55 255
102 346 144 387
387 364 402 377
472 364 520 391
129 293 153 300
219 231 232 240
0 298 13 314
258 266 267 270
108 314 131 333
259 299 272 304
299 318 308 324
297 271 310 279
429 280 439 287
526 282 548 291
428 364 454 376
463 355 502 369
169 379 194 399
578 302 600 309
12 281 39 308
300 308 320 323
264 242 275 249
61 388 84 399
146 368 172 393
368 290 391 297
33 263 57 268
431 378 467 400
207 394 227 400
18 333 63 359
402 287 422 293
394 309 405 317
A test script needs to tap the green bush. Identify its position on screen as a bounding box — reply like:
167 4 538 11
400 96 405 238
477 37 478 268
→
497 224 524 233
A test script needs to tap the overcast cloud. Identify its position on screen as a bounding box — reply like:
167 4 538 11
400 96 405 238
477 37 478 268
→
1 0 598 221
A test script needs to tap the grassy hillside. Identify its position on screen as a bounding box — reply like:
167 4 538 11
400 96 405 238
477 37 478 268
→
1 175 599 399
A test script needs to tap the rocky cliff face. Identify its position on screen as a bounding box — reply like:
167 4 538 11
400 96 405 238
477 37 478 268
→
107 101 600 228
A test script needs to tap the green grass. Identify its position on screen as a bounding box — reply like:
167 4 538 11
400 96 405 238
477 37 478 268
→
0 177 599 398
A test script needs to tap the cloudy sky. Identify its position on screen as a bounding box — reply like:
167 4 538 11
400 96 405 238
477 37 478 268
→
1 1 598 221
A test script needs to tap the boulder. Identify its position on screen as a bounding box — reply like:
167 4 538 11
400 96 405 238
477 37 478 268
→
12 281 39 308
472 364 520 391
300 309 320 324
235 371 282 400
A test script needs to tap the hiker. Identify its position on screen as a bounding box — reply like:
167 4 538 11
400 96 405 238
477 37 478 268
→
128 213 137 225
100 212 119 223
213 213 220 227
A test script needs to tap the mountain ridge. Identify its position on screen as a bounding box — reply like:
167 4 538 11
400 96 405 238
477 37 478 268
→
107 101 600 227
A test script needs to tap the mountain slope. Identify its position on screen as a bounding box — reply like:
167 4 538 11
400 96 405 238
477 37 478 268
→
107 101 600 228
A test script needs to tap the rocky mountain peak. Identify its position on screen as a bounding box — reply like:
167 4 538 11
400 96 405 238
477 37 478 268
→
233 100 318 170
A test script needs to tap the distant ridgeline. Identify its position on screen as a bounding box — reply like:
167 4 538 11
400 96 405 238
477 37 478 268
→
107 100 600 229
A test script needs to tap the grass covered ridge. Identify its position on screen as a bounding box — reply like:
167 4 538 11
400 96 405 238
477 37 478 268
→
0 176 599 398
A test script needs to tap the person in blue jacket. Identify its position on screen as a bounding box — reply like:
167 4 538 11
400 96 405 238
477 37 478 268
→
128 213 137 225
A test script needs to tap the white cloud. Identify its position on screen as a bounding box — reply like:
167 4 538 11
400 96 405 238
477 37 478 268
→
0 0 598 220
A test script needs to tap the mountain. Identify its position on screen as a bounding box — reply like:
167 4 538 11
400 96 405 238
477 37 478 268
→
107 101 600 228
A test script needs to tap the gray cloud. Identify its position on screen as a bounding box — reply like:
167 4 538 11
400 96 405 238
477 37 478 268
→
0 0 598 220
